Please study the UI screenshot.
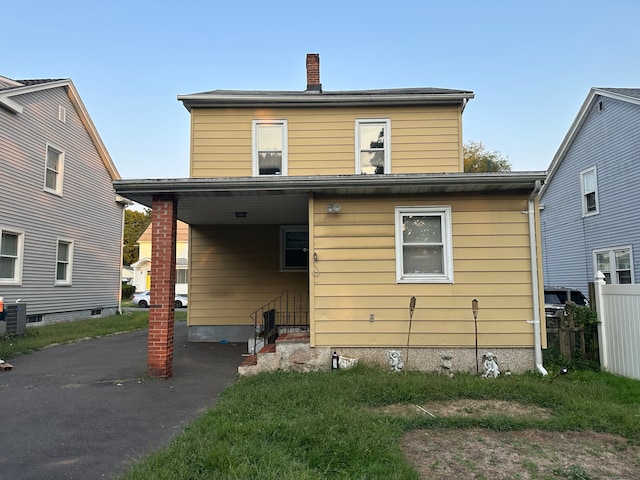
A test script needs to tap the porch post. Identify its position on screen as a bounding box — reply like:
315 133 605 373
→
148 195 178 379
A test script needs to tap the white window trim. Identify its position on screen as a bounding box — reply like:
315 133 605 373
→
355 118 391 174
280 225 308 272
58 105 66 123
0 228 25 285
54 238 74 286
44 143 65 196
593 245 634 285
395 206 454 284
580 166 599 217
252 119 288 176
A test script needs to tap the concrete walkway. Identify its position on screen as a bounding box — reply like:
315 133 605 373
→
0 321 245 479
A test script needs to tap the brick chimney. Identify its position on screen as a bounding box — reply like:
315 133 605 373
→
306 53 322 92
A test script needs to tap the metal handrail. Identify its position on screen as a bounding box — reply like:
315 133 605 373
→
249 290 309 354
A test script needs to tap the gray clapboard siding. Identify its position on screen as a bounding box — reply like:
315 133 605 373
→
541 91 640 297
0 83 123 322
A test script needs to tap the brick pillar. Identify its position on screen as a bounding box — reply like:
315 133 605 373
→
148 195 178 379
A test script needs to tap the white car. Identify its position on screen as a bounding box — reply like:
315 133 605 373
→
131 291 188 308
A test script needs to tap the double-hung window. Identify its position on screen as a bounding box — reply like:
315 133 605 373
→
253 120 287 176
55 239 73 285
594 246 633 284
395 206 453 283
356 119 390 174
176 268 188 285
280 226 308 271
44 144 64 195
580 167 598 216
0 229 24 284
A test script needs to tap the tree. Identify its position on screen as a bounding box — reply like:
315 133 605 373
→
463 141 512 172
123 208 151 265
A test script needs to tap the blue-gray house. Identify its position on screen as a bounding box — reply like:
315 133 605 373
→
540 88 640 297
0 75 127 325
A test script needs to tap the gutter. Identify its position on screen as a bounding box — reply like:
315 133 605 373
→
528 180 548 375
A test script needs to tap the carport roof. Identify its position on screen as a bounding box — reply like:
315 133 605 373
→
114 172 546 226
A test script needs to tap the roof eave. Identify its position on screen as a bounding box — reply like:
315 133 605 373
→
177 92 475 111
114 172 546 198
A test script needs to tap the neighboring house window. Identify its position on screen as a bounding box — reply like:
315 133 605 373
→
395 206 454 283
176 268 188 284
280 226 308 271
580 167 598 216
0 229 24 284
594 246 633 284
55 239 73 285
252 120 287 176
44 144 64 195
356 119 390 174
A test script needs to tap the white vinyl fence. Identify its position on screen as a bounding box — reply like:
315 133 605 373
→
594 272 640 380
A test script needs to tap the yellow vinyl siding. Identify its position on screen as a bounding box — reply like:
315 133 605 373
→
190 105 462 177
310 194 539 349
187 224 307 328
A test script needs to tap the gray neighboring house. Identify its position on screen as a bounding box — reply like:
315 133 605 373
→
540 88 640 297
0 75 127 324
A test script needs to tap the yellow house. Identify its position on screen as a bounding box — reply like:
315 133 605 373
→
131 220 189 294
114 54 547 379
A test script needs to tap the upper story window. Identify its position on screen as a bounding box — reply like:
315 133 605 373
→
280 226 308 271
55 239 73 285
44 143 64 195
252 120 288 176
580 167 598 216
0 229 24 285
356 119 390 174
595 246 633 284
395 206 453 283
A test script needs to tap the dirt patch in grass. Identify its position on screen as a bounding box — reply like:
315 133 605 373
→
373 399 552 419
374 401 640 479
402 428 640 480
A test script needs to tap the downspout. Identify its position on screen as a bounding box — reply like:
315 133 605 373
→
528 180 548 375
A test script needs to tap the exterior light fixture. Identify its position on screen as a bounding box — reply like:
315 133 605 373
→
235 211 247 218
326 203 341 214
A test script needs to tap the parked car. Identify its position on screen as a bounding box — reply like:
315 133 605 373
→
544 286 589 317
131 291 188 308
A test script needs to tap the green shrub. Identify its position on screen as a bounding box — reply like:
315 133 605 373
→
122 282 136 300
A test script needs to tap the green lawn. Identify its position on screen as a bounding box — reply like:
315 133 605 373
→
120 365 640 480
4 312 639 479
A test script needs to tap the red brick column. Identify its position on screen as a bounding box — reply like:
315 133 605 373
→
148 195 178 379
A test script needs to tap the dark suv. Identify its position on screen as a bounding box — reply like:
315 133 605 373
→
544 286 589 317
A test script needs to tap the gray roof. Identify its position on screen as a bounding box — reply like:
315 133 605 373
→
596 88 640 100
0 77 65 92
178 87 475 110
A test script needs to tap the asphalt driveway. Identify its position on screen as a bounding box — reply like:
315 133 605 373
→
0 321 245 479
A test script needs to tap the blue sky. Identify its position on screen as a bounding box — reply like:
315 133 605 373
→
4 0 639 179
